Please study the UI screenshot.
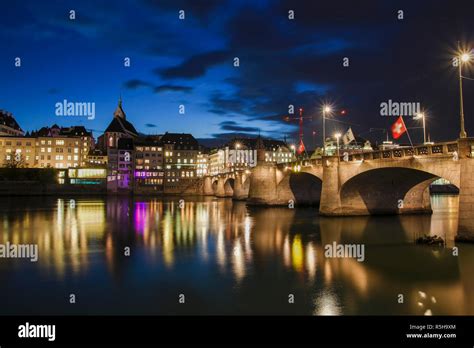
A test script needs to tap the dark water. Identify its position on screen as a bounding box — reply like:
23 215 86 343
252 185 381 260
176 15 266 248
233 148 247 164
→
0 195 472 315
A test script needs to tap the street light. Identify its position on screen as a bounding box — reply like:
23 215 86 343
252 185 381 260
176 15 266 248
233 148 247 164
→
414 112 427 144
290 144 296 158
458 49 472 138
334 133 341 162
322 105 332 156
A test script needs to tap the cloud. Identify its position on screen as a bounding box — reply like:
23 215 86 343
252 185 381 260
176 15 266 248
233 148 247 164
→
145 123 157 128
124 79 152 89
157 50 231 79
143 0 223 20
154 85 192 93
219 121 260 133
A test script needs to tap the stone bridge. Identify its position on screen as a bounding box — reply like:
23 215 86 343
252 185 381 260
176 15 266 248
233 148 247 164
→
203 138 474 241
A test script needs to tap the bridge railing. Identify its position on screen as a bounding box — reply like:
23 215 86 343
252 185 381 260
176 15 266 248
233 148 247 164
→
289 141 460 167
342 141 458 162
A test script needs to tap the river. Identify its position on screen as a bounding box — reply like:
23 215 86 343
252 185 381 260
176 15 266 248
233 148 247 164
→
0 195 472 315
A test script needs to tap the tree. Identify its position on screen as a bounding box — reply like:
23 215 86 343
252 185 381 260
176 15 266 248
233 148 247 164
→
3 153 26 168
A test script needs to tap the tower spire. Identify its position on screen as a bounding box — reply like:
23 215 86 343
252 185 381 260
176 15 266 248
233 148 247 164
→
114 95 126 120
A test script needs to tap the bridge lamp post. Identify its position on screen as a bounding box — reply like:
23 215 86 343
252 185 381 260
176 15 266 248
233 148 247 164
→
290 144 296 159
414 112 426 144
322 105 332 156
458 50 472 138
335 133 341 162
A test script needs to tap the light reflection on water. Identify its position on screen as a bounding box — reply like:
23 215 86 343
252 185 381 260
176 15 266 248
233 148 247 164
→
0 195 472 315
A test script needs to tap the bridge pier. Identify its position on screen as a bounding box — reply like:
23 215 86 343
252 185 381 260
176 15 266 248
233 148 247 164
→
319 157 343 215
247 162 281 204
214 177 226 197
203 176 214 196
456 138 474 242
233 172 249 200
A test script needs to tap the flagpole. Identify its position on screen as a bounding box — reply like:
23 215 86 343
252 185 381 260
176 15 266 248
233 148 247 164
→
401 116 414 149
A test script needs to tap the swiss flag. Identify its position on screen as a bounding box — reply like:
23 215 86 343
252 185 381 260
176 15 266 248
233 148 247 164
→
391 116 407 140
297 139 305 154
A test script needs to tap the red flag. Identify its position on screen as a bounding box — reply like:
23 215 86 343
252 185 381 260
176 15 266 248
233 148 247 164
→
297 139 305 154
391 116 407 139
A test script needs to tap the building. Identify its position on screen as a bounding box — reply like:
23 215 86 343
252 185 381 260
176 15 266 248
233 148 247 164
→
107 138 134 193
160 132 199 190
208 137 293 175
58 167 107 186
0 110 24 136
31 125 93 168
98 98 138 152
133 136 165 193
100 99 139 193
0 136 36 167
86 148 108 167
0 122 93 169
196 150 209 177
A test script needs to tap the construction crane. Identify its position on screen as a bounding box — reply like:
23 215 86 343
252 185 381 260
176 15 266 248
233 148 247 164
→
284 107 348 154
284 107 314 155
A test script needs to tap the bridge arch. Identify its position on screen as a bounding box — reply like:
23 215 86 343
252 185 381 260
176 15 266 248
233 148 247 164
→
339 167 459 215
224 177 235 196
274 170 323 205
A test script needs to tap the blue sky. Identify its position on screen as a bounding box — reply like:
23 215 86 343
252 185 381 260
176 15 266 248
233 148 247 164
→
1 0 474 147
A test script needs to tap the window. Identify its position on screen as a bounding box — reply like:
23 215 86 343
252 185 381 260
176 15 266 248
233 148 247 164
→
56 140 64 145
47 148 52 153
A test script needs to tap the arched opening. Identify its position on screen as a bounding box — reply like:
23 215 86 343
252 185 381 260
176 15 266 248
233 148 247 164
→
224 178 234 196
340 167 459 215
212 180 218 194
288 172 322 205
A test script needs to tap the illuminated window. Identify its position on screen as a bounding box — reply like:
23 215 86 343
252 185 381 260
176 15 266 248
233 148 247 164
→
56 140 64 145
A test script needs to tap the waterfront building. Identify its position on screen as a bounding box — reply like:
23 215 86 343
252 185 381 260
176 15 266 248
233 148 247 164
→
133 136 164 193
208 137 293 175
0 110 24 136
196 151 209 177
32 125 93 168
0 122 93 169
0 135 36 167
58 167 107 186
100 99 139 193
98 98 138 152
107 138 134 193
86 148 108 167
160 132 199 191
208 149 224 176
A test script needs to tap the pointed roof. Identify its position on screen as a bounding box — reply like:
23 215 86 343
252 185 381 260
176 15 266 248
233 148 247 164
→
0 110 23 133
113 96 126 120
105 98 138 137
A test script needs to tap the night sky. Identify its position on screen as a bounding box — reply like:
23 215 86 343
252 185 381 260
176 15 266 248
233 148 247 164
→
1 0 474 147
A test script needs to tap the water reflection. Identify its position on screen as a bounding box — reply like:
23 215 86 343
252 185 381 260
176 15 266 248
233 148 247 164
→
0 195 472 315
